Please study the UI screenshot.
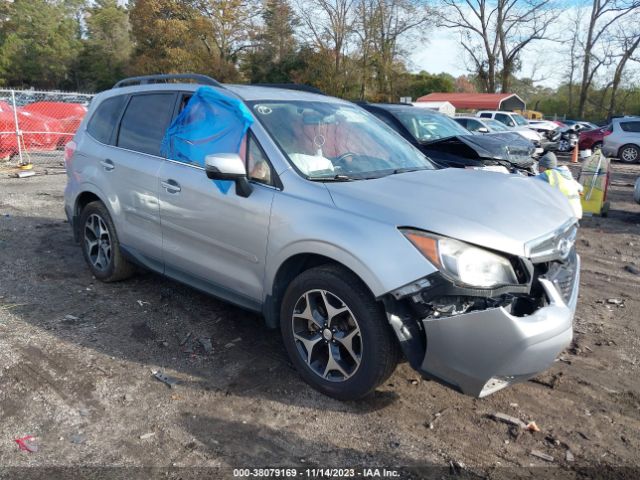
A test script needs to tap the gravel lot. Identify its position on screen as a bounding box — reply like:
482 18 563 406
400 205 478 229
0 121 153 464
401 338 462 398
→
0 157 639 479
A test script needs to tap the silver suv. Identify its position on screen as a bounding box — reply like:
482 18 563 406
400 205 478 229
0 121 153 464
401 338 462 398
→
64 74 580 400
602 117 640 163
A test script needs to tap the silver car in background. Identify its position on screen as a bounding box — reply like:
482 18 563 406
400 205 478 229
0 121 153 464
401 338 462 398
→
603 116 640 163
64 74 579 400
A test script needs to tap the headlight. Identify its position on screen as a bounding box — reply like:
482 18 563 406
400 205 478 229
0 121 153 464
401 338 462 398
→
402 230 518 288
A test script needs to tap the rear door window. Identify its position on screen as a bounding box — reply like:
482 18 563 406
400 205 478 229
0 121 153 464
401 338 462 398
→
87 95 126 144
479 112 492 118
117 93 177 156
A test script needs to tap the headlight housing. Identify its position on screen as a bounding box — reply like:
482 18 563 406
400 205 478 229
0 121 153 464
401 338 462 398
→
402 229 518 288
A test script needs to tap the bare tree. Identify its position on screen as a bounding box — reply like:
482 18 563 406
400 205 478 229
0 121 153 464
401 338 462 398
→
565 9 584 115
438 0 556 93
577 0 640 118
607 13 640 116
361 0 431 100
496 0 555 92
295 0 357 94
438 0 500 92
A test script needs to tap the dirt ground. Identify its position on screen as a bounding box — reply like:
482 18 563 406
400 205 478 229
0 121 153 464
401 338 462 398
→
0 156 639 479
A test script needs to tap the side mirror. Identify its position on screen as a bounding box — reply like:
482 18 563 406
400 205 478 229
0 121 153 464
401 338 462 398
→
205 153 253 198
477 127 489 133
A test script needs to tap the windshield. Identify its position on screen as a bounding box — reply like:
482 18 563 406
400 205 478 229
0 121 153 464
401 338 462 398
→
484 119 510 132
512 114 529 126
393 109 469 143
249 101 434 179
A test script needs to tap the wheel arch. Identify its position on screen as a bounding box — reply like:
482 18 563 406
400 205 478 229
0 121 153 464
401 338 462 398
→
263 252 378 329
73 190 105 242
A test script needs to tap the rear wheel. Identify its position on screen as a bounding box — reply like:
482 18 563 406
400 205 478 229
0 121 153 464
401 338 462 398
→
280 265 400 400
79 201 134 282
619 144 640 163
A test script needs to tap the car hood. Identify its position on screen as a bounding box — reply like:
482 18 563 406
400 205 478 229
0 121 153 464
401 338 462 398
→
326 168 575 257
425 133 534 167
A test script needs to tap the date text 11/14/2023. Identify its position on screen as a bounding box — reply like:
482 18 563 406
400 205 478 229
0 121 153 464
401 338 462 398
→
232 468 401 478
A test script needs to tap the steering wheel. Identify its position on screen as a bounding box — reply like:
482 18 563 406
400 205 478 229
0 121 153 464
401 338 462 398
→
333 152 358 170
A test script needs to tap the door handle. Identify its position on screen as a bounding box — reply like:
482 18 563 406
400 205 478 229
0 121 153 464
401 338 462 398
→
100 159 115 171
161 180 181 193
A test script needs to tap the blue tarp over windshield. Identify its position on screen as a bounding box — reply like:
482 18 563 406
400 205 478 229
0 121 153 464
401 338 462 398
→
161 86 254 193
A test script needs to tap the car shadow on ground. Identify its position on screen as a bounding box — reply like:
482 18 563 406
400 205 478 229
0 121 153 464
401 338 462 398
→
0 214 400 414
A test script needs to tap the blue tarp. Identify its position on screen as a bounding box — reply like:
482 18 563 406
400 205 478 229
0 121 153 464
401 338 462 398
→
161 86 254 193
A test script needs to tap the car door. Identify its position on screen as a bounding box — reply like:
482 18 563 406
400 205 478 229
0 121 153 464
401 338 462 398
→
158 130 277 309
111 91 178 271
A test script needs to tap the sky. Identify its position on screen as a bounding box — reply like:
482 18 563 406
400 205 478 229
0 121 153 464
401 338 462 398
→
407 24 567 89
407 2 640 91
408 29 565 88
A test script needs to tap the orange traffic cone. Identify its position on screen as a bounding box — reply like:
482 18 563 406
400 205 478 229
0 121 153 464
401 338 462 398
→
571 143 579 163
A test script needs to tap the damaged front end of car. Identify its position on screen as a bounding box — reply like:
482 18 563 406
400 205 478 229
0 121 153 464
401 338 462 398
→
382 223 579 397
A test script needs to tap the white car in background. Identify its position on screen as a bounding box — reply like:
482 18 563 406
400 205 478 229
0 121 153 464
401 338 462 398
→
467 113 544 155
476 110 543 145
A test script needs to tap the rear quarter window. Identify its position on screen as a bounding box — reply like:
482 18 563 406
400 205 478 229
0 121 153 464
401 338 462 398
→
620 121 640 133
86 95 127 144
117 93 177 156
479 112 492 118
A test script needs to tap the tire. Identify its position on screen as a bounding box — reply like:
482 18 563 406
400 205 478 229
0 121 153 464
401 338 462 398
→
592 142 602 151
558 139 570 152
79 201 135 282
280 265 400 400
618 144 640 163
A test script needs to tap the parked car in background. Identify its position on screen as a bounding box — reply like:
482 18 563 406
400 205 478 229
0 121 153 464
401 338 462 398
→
578 125 611 151
362 104 537 173
454 116 511 133
476 110 544 150
65 74 580 400
603 117 640 163
562 120 600 131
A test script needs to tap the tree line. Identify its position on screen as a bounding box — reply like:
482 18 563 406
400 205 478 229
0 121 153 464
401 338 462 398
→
0 0 638 121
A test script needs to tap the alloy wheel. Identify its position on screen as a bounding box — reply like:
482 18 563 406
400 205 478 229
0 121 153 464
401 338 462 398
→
84 213 112 271
621 146 638 163
291 289 362 382
558 139 570 152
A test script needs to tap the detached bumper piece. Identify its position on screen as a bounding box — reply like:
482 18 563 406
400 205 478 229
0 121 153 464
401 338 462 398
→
389 252 580 397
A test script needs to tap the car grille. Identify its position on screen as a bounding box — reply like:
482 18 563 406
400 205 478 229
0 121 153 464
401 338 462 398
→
526 220 578 263
544 249 578 305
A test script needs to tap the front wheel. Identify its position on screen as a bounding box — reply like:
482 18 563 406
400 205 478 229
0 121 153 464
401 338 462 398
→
280 265 400 400
558 139 570 152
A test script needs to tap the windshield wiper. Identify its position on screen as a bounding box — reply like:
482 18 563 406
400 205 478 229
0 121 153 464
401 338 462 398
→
391 166 430 174
309 174 354 182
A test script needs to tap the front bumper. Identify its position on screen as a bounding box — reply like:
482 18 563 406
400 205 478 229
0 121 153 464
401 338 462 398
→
417 255 579 397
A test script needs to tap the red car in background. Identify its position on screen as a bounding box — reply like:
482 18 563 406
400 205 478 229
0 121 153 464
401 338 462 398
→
578 125 611 151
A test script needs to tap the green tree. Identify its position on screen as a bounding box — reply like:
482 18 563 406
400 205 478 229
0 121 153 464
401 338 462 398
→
73 0 133 91
396 71 455 100
0 0 82 88
242 0 302 83
128 0 227 79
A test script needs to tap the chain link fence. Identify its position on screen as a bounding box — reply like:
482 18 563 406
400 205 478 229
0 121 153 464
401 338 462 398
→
0 89 93 173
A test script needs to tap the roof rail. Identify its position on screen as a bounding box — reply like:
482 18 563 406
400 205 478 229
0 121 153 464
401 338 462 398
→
113 73 223 89
252 83 325 95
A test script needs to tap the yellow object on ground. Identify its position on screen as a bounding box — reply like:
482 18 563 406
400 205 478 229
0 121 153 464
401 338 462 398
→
18 163 33 170
578 150 611 216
